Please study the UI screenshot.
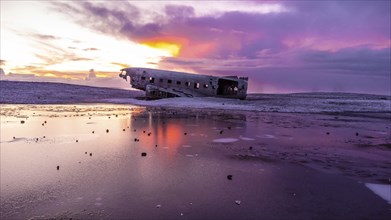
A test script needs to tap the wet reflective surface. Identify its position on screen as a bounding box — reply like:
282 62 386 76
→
1 104 390 219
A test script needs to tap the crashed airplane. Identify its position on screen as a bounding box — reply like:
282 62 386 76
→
119 68 248 99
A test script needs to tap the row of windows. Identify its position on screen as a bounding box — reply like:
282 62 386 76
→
141 76 213 89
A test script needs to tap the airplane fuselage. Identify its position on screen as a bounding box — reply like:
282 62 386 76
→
119 67 248 99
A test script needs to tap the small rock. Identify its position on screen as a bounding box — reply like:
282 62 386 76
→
249 146 253 150
184 132 187 135
76 140 78 143
155 144 158 147
56 166 60 170
106 129 109 133
235 200 241 205
227 175 233 180
141 152 147 157
356 132 359 136
92 131 95 134
44 121 47 124
85 152 87 154
13 137 15 139
326 132 330 135
42 123 44 126
219 130 224 134
90 153 92 156
143 131 146 133
227 126 231 130
123 129 126 131
43 136 45 138
134 129 136 132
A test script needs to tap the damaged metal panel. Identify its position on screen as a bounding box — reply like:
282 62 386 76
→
119 67 248 99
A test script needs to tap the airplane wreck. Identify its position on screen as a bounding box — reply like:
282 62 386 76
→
119 68 248 99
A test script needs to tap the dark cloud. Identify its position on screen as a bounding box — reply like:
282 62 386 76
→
33 34 60 40
83 47 99 51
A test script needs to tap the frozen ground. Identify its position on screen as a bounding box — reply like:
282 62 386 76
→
1 80 390 113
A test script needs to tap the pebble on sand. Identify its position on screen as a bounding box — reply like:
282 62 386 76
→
56 166 60 170
106 129 109 133
76 140 78 143
141 152 147 157
90 153 92 156
123 129 126 131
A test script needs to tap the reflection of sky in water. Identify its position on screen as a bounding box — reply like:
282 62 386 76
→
1 104 390 219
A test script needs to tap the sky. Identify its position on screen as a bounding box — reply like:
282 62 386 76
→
0 1 390 94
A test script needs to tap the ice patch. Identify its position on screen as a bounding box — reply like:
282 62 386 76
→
213 138 239 143
257 134 276 139
365 183 391 204
182 145 192 148
239 136 255 141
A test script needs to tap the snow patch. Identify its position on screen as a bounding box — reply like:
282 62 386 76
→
213 138 239 143
365 183 391 204
239 136 255 141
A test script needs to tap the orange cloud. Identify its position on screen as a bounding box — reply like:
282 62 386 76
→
141 37 188 57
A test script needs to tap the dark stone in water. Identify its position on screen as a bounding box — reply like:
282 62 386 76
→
141 152 147 157
227 175 233 180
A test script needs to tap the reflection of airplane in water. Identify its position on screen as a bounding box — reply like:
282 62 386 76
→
119 67 248 99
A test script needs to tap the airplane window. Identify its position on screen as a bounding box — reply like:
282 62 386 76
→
204 84 209 88
149 77 155 83
176 81 181 85
185 82 191 87
194 82 200 89
168 79 172 84
159 79 164 83
141 77 146 80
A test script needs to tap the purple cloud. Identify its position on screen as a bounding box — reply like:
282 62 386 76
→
50 1 390 94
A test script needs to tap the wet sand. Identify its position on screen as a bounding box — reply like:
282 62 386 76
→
0 104 390 219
